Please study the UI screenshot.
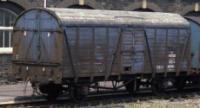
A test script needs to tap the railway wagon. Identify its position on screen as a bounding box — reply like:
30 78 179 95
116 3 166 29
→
12 8 192 99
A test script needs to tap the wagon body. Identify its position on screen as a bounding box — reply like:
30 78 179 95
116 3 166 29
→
12 8 190 84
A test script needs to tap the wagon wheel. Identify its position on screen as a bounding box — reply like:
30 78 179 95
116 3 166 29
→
193 75 200 90
152 78 175 96
175 77 185 91
124 79 139 95
46 90 60 101
151 78 166 96
70 84 89 102
197 76 200 90
39 83 62 101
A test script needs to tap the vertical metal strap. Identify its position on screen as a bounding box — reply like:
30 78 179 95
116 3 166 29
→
37 10 42 61
144 31 155 78
117 29 125 81
198 43 200 73
90 27 95 82
153 29 156 77
39 33 51 61
175 30 180 76
105 28 109 79
2 12 5 47
143 31 146 76
24 32 36 59
164 29 168 77
187 32 192 75
105 28 122 80
177 33 190 75
64 29 77 82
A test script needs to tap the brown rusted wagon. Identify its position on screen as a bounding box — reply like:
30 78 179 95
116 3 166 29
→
12 8 192 100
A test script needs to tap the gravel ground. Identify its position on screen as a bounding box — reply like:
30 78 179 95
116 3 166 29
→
124 97 200 108
9 92 200 108
1 82 200 108
78 95 200 108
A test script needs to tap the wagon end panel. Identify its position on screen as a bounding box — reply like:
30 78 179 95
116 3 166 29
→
12 9 64 84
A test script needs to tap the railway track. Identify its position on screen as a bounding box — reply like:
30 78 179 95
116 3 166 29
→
1 87 200 108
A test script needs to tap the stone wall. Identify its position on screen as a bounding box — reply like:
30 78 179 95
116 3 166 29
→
4 0 200 15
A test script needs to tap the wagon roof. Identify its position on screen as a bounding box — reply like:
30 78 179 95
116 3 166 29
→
23 8 191 28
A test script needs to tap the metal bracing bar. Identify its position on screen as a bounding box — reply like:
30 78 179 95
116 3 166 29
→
182 30 192 75
117 29 123 81
176 29 181 76
90 81 131 90
37 10 42 61
24 30 36 60
104 28 122 80
105 27 109 80
144 31 155 78
187 32 192 75
75 27 80 82
40 33 51 60
143 31 147 76
164 29 168 77
64 29 77 82
176 29 180 75
90 27 95 82
198 43 200 73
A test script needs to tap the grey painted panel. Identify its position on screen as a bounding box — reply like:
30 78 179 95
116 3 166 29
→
190 20 200 68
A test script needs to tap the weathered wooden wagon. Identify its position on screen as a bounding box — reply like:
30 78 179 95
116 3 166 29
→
12 8 192 99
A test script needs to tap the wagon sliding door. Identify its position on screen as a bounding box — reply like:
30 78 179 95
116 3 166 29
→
121 29 146 74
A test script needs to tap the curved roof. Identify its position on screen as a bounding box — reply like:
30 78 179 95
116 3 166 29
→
15 8 190 28
47 8 190 28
